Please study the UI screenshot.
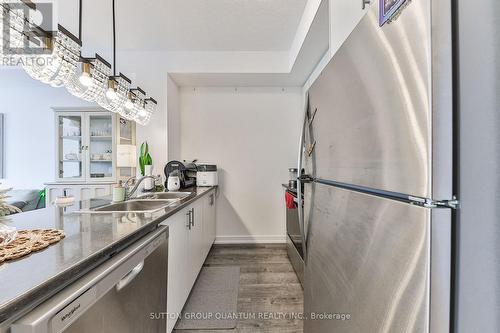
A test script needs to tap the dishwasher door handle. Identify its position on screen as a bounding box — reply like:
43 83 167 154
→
115 261 144 292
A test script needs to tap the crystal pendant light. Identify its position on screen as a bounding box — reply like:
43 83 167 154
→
2 0 156 126
121 87 145 120
66 54 111 102
95 0 131 115
0 0 32 57
135 98 156 126
97 73 131 114
23 25 82 87
1 2 9 56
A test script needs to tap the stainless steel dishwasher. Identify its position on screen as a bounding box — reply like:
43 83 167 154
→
11 226 168 333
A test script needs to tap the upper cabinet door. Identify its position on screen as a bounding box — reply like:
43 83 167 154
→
56 113 85 181
86 112 116 182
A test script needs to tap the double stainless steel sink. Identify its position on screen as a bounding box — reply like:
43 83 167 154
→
79 192 193 214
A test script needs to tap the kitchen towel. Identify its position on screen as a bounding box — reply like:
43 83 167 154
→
285 191 297 209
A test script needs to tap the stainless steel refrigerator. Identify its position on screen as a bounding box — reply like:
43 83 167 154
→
298 0 455 332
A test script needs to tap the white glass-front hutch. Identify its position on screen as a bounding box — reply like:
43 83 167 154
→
46 108 136 205
56 111 116 182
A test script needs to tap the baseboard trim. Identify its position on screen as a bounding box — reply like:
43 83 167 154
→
215 235 286 244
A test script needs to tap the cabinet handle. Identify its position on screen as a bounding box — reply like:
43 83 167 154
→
186 211 191 230
209 194 214 206
190 208 195 227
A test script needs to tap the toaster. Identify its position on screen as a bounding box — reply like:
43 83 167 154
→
196 164 218 186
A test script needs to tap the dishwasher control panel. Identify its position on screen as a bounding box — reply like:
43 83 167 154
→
51 287 96 333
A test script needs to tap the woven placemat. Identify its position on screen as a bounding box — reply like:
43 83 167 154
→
0 229 65 263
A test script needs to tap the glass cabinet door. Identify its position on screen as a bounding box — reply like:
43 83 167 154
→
57 114 83 180
116 117 137 182
119 117 134 144
88 113 114 180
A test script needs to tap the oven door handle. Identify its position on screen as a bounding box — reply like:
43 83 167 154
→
297 93 309 261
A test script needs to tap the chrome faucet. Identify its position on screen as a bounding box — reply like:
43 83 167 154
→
125 175 160 199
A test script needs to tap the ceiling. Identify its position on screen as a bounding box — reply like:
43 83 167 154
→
170 0 330 86
58 0 307 52
55 0 329 86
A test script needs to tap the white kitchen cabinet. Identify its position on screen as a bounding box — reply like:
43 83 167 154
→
44 182 114 206
330 0 373 55
164 208 191 333
163 189 217 333
189 199 205 282
202 191 216 258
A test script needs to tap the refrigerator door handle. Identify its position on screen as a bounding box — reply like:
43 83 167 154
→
298 174 315 183
297 94 310 261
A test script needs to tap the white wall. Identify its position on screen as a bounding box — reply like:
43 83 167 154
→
167 75 181 161
0 69 94 189
457 0 500 331
0 63 167 191
180 87 302 243
115 52 169 178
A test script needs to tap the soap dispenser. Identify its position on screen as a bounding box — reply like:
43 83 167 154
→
113 181 126 202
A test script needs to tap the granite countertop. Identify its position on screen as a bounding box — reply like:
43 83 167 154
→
0 186 216 325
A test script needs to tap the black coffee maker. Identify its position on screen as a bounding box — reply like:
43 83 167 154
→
164 160 197 189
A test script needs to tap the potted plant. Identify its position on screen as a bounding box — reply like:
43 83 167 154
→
139 142 154 190
139 142 153 176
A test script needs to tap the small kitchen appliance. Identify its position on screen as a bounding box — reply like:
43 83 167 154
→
196 164 218 186
164 160 197 190
167 171 181 192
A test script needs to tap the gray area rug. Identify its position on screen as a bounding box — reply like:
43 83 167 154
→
175 266 240 330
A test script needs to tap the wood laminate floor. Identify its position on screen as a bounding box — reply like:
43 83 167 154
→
173 244 304 333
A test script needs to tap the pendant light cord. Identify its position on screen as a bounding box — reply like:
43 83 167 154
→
112 0 116 76
78 0 82 40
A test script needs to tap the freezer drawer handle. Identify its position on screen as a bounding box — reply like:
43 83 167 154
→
115 261 144 292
